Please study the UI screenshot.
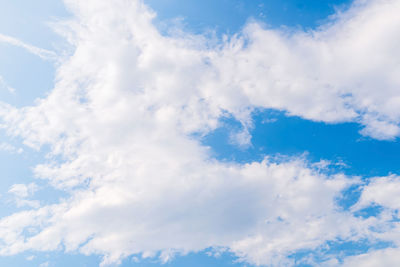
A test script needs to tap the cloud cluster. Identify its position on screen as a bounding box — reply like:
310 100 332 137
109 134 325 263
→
208 0 400 140
7 183 39 208
0 0 400 266
0 142 22 154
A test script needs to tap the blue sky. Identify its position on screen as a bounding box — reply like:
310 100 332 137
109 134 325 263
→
1 0 400 266
147 0 351 34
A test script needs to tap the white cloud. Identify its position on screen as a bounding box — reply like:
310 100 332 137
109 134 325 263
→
206 0 400 140
0 0 399 266
0 76 15 93
354 175 400 211
340 248 400 267
8 183 39 208
0 158 365 266
0 142 23 154
0 33 57 61
8 183 38 199
26 255 36 261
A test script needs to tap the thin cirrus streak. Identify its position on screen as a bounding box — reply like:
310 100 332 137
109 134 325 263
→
0 75 15 93
0 33 57 61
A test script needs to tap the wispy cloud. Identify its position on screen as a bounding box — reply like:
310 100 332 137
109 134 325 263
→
8 183 40 208
0 33 57 60
0 142 23 154
0 76 15 93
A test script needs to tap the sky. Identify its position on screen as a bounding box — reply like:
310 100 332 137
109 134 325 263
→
0 0 400 266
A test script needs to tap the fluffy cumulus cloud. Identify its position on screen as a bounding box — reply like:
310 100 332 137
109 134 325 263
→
210 0 400 140
0 0 400 266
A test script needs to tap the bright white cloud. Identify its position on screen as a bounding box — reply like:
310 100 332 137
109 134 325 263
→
207 0 400 140
354 175 400 211
0 0 399 266
0 158 366 266
350 175 400 251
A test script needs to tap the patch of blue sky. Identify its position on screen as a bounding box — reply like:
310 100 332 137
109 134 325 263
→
146 0 351 37
122 250 244 267
147 0 400 179
353 205 384 219
0 0 69 50
0 135 36 202
0 0 70 107
203 109 400 177
0 139 67 217
336 184 363 211
336 185 389 221
146 0 400 180
0 0 70 219
289 239 393 266
0 249 245 267
0 251 101 267
0 43 55 107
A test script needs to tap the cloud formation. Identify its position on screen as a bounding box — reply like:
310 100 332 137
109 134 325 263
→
0 33 57 61
0 76 15 93
8 183 39 208
0 0 400 266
